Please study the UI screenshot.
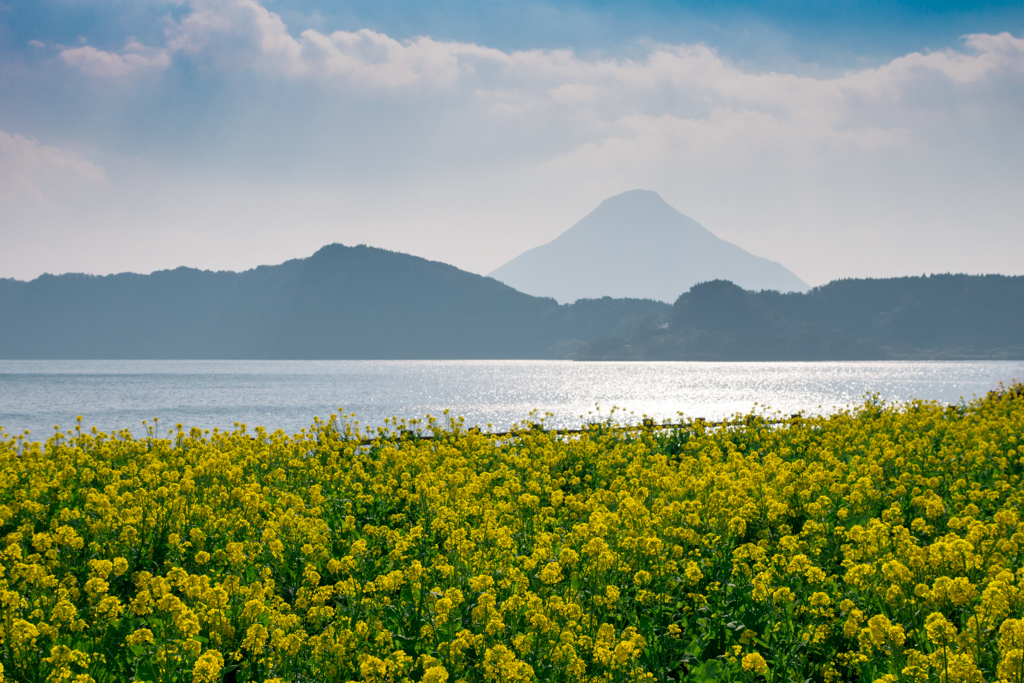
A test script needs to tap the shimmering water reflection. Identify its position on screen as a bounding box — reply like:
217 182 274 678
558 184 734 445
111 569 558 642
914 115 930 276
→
1 360 1022 438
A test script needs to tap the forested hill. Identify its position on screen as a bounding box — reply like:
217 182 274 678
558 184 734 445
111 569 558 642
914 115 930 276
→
578 275 1024 360
0 244 668 359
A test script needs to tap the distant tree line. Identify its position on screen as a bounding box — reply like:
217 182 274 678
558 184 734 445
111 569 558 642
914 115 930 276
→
579 276 1024 360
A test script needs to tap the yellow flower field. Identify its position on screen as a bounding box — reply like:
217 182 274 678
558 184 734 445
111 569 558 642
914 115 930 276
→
1 386 1023 683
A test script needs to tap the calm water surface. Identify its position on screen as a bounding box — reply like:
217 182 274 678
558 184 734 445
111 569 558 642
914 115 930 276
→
1 360 1022 438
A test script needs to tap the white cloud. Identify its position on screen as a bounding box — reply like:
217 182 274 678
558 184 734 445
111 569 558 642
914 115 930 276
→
548 83 604 106
0 130 106 202
165 0 301 69
163 0 507 86
154 1 1024 145
295 29 494 87
59 39 171 77
160 1 1024 96
57 0 1024 139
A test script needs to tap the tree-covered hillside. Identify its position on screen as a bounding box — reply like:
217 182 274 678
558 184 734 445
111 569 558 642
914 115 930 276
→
0 244 668 359
579 275 1024 360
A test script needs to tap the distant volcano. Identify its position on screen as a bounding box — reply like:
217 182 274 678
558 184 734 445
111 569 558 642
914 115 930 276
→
489 190 809 304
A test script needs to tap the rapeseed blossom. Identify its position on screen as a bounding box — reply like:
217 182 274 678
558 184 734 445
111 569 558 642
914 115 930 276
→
0 388 1022 681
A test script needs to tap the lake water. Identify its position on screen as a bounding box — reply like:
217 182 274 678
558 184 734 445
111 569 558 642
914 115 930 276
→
1 360 1022 439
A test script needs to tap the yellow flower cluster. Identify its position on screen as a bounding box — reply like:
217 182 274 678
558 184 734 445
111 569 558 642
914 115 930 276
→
0 386 1022 682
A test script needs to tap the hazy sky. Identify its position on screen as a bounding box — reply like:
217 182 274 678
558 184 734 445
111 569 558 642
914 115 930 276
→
2 0 1023 286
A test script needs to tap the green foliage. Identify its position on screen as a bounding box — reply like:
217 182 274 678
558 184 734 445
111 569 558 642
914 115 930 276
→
0 387 1023 682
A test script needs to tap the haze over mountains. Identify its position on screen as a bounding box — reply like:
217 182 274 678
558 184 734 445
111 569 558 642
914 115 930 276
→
489 190 809 303
1 189 1022 361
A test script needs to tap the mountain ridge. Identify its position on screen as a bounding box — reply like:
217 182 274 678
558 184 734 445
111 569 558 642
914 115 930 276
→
577 274 1024 361
0 243 669 359
3 244 1022 361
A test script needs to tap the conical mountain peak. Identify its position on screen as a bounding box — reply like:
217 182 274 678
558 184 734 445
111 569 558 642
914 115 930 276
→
554 189 716 244
489 190 808 304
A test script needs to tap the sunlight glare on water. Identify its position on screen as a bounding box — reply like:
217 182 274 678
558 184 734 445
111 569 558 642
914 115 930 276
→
1 360 1022 437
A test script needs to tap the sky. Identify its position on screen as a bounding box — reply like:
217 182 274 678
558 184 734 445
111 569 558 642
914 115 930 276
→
1 0 1023 287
